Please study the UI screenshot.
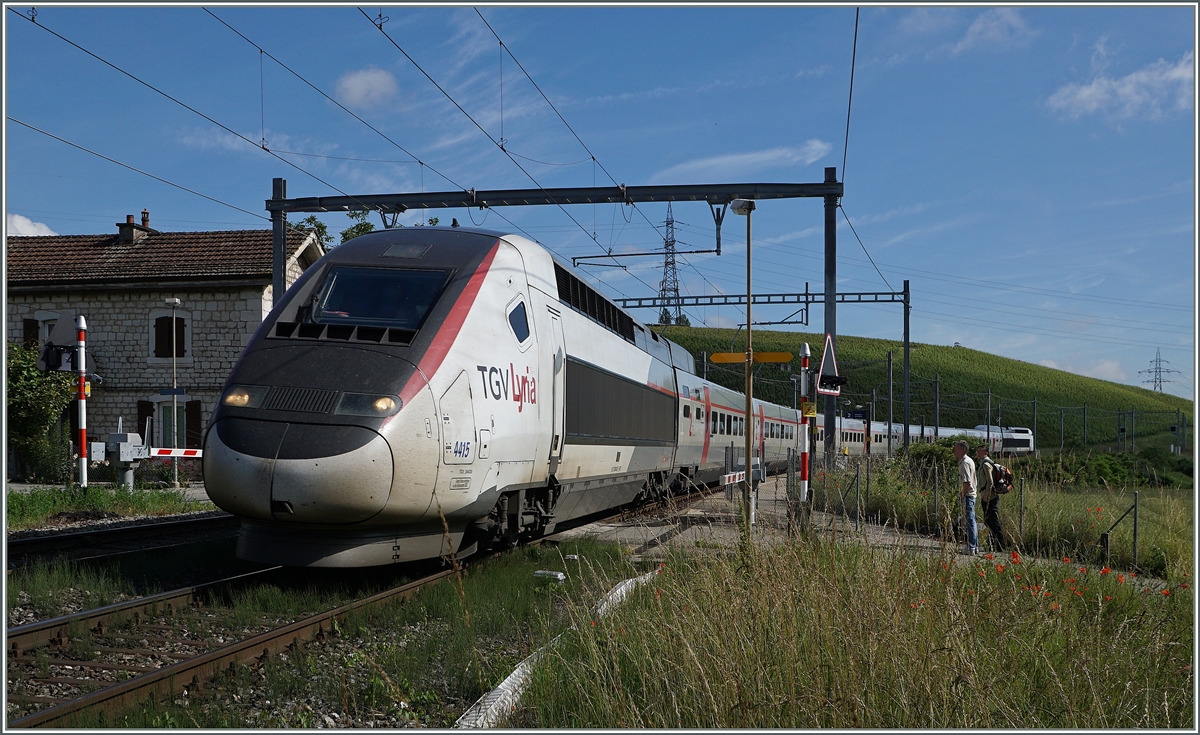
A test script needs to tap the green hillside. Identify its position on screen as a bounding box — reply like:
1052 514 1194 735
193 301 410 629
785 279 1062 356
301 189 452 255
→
652 325 1193 453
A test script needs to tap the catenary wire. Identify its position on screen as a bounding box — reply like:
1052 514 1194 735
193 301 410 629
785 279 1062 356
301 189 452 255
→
202 7 536 241
10 117 273 225
11 9 373 211
841 7 859 185
472 7 727 302
362 8 709 323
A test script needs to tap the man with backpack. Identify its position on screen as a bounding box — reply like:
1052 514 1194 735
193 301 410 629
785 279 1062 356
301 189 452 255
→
976 444 1008 551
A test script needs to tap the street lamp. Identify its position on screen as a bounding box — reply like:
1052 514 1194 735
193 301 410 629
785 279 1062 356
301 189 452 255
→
730 198 755 529
165 297 181 489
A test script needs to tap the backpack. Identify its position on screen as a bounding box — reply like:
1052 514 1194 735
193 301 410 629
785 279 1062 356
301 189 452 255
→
985 458 1013 494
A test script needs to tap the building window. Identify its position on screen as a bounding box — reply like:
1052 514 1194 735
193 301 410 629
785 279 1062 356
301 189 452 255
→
148 308 193 364
139 397 203 448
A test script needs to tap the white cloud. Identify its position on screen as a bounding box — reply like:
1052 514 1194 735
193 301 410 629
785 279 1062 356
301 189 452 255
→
649 140 832 184
178 126 246 153
335 67 400 111
899 8 958 35
7 213 57 236
952 8 1037 55
1047 51 1193 122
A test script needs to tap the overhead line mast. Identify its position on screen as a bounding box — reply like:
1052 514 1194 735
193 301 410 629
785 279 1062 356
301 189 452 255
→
658 203 682 325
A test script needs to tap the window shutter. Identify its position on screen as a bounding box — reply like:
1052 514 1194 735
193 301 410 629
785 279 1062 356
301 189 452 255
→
154 317 172 358
23 319 38 347
175 317 187 358
137 400 154 442
185 400 203 449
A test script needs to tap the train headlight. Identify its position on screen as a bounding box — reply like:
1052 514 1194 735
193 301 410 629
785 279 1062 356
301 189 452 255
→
221 384 269 408
335 393 402 417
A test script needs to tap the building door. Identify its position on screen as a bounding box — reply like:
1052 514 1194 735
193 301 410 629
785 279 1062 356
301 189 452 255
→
547 312 566 476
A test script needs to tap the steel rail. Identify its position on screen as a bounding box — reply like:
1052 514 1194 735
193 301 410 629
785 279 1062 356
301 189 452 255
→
6 567 279 655
7 513 238 564
8 484 727 727
7 567 453 728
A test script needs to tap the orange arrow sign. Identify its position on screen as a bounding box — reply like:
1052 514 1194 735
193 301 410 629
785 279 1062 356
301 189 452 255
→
709 352 748 363
753 352 793 363
710 351 794 364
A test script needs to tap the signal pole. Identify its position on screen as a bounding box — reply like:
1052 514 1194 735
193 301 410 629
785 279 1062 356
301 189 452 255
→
887 350 893 456
824 167 838 465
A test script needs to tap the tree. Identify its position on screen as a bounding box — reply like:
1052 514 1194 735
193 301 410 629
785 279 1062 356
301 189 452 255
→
675 312 690 327
660 308 672 326
340 210 376 245
340 211 440 245
291 215 334 249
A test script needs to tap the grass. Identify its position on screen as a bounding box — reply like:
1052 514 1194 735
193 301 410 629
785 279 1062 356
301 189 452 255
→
521 539 1194 728
7 557 135 623
813 457 1193 580
658 325 1193 452
5 485 212 531
66 538 638 728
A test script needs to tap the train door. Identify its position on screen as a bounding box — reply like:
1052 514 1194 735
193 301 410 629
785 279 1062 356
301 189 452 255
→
440 371 477 466
547 311 567 476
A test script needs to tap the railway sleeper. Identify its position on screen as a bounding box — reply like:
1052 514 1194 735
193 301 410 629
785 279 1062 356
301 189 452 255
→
12 655 158 673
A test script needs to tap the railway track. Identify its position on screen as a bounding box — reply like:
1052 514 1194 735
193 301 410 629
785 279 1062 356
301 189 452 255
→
5 488 717 728
7 514 240 569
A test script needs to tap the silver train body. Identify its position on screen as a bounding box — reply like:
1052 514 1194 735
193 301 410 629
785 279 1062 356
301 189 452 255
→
203 227 1030 567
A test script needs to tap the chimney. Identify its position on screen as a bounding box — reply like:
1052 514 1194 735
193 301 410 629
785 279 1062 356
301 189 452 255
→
116 212 158 243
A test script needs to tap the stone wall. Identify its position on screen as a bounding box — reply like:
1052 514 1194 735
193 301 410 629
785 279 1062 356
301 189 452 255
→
7 284 270 444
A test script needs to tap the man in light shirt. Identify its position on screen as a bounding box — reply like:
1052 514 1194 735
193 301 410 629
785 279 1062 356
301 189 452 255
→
952 439 978 555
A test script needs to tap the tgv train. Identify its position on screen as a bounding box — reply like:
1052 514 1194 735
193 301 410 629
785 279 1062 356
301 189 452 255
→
203 226 1029 567
820 421 1035 457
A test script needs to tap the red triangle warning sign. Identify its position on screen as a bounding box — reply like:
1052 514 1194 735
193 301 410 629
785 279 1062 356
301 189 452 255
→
816 333 847 396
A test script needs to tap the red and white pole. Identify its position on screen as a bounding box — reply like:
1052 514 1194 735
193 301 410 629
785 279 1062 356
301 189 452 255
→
75 314 88 489
798 342 810 503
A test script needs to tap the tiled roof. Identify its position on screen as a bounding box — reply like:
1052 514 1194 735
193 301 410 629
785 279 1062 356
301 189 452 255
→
6 229 317 286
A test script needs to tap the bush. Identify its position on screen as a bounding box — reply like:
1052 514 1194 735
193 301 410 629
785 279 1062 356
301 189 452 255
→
6 342 75 482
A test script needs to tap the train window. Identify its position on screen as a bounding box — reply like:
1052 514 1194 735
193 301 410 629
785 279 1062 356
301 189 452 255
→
738 418 744 436
683 405 691 418
719 413 726 435
311 266 450 330
711 412 717 434
697 408 704 421
507 300 530 343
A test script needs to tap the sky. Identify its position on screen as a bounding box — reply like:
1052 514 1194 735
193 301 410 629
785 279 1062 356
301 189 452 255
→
4 5 1196 400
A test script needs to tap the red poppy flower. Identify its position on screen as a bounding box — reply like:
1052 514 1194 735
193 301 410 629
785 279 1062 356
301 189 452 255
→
1105 595 1112 601
995 564 1005 574
1162 589 1170 596
1100 567 1111 575
1118 574 1125 584
1062 557 1071 563
1050 603 1059 610
985 554 994 560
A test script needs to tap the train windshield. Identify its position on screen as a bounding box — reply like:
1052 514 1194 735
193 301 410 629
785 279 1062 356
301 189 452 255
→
311 266 451 330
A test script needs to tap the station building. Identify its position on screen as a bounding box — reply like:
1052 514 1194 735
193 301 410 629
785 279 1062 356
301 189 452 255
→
6 210 324 453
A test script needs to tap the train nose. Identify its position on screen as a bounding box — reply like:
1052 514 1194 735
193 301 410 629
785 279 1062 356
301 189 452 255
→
204 418 393 524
